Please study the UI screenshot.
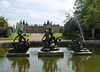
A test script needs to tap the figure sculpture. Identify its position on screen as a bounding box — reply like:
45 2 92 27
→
41 27 61 51
13 30 26 43
67 31 86 52
42 30 50 45
8 31 30 53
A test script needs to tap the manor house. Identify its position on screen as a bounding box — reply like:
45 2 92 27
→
23 23 59 33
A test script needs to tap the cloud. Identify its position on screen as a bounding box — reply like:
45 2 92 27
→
30 13 41 19
2 0 11 8
8 20 17 27
0 0 75 26
15 0 75 11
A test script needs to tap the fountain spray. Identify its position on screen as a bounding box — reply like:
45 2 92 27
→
74 15 85 43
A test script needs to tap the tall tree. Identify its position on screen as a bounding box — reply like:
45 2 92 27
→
16 20 22 33
82 0 100 39
0 16 8 35
59 26 64 33
63 18 79 37
0 16 12 37
74 0 100 39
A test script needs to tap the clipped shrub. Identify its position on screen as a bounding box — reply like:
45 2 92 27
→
3 28 12 37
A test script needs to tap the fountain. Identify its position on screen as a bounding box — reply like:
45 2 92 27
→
7 30 30 57
67 31 92 56
38 27 64 57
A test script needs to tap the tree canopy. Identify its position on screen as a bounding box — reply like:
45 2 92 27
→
16 20 23 33
75 0 100 39
0 16 12 37
63 0 100 39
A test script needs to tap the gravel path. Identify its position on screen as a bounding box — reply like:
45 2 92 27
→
0 40 13 43
27 33 43 41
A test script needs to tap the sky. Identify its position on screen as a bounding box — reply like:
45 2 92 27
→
0 0 75 26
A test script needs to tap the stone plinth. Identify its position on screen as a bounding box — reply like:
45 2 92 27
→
7 52 30 57
71 51 92 56
38 50 64 57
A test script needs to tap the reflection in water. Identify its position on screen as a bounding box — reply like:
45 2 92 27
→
0 48 9 57
8 57 30 72
39 57 62 72
1 47 100 72
68 56 91 72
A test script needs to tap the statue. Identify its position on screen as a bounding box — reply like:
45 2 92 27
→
67 31 86 52
8 30 30 53
41 27 61 51
42 30 50 45
13 30 26 43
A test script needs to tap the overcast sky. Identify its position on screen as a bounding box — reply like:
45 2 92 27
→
0 0 75 26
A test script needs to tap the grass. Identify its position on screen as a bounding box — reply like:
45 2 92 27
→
41 33 71 40
0 33 71 40
0 33 32 40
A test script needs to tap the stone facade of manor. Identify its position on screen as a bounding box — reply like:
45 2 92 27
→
23 23 59 33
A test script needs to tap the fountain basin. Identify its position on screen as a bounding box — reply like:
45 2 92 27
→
71 49 92 56
7 52 30 57
38 50 64 57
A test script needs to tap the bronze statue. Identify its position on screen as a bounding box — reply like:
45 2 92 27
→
8 30 30 53
41 27 60 51
42 30 50 45
49 27 54 38
67 31 86 52
72 31 84 43
13 30 26 43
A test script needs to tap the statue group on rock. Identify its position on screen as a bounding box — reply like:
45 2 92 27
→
8 30 30 53
41 27 61 51
67 31 86 52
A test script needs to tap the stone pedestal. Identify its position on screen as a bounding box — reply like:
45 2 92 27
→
71 51 92 56
7 52 30 57
38 50 64 57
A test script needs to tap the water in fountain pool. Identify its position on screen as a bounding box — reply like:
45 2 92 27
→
0 47 100 72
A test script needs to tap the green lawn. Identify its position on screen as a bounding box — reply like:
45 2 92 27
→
41 33 71 40
0 33 70 40
0 33 32 40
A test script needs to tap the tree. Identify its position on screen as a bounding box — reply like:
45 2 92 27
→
83 0 100 39
0 16 12 37
63 18 79 37
63 10 72 23
16 21 22 33
0 16 8 36
3 28 12 37
59 26 64 33
74 0 100 39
